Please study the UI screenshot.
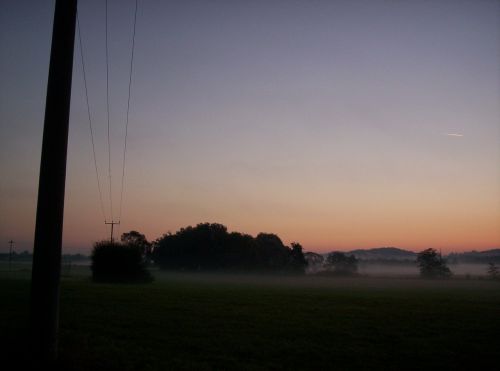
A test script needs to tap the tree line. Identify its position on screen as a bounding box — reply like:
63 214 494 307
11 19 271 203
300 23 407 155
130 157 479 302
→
91 223 307 282
153 223 307 273
90 224 499 282
305 248 453 278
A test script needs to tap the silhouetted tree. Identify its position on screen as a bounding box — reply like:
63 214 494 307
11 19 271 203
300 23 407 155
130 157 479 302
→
416 248 451 279
153 223 229 270
91 241 153 283
487 262 499 280
121 230 151 257
255 233 290 270
325 252 358 275
224 232 258 270
153 223 307 273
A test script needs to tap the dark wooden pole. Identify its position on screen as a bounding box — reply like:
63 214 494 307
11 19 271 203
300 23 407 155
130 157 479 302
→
105 220 120 243
30 0 77 364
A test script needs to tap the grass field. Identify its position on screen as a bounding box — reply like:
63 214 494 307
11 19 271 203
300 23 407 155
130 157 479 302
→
1 266 500 370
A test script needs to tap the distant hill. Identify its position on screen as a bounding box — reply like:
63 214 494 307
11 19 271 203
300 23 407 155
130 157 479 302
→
447 249 500 264
347 247 416 261
324 247 500 264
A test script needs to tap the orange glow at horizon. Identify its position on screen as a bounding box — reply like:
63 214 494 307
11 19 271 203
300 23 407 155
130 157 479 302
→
54 158 500 254
1 0 499 255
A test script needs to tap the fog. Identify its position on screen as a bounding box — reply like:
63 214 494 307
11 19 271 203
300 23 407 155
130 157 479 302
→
2 261 493 280
304 261 493 277
358 263 491 277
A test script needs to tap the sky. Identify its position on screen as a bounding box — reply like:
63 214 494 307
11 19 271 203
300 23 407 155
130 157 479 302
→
0 0 499 254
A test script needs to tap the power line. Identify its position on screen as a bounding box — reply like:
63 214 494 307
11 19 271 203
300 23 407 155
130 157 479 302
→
105 0 113 221
76 12 107 222
118 0 138 223
77 0 138 234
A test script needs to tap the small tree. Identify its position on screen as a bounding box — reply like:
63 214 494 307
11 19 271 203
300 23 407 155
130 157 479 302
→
91 241 153 283
487 262 499 280
417 248 451 279
325 252 358 276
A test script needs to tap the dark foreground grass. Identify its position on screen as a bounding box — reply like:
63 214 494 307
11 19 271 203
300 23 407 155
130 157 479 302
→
1 272 500 370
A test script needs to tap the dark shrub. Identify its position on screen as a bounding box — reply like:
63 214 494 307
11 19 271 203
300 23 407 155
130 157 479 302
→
91 241 153 283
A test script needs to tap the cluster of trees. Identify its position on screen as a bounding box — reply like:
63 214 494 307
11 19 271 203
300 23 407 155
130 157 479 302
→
307 248 455 279
325 252 358 275
90 225 498 282
417 249 500 280
90 224 307 281
305 252 359 276
153 223 307 273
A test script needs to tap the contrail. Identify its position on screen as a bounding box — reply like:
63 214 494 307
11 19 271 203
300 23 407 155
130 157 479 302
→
445 133 464 137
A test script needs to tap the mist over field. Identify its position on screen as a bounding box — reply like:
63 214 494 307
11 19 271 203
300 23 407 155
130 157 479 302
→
3 245 499 278
2 245 500 370
72 262 500 278
1 261 495 278
358 262 492 277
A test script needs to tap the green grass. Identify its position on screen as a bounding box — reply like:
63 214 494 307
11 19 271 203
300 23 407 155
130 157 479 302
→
1 269 500 370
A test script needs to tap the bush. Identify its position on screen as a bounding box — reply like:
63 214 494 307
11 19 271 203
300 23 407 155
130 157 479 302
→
91 241 153 283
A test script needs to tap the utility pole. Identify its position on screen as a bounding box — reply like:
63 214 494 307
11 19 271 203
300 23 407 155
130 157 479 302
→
29 0 77 365
8 240 14 272
105 220 120 243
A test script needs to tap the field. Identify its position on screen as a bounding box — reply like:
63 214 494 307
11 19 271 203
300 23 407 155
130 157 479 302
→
1 265 500 370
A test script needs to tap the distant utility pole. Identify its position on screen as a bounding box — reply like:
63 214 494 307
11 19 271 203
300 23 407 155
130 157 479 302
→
8 240 14 271
105 220 120 243
29 0 77 365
